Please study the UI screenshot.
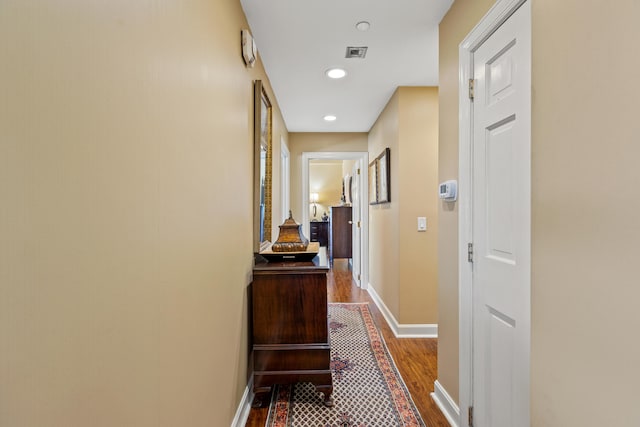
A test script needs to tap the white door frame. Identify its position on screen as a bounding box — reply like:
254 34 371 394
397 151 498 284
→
302 151 369 289
458 1 530 426
280 138 290 223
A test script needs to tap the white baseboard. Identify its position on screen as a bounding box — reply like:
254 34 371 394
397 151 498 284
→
431 380 459 427
366 283 438 338
231 378 254 427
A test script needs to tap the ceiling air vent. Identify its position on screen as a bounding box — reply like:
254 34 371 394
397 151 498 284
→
345 46 368 59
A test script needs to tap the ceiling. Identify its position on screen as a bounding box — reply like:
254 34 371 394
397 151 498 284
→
240 0 454 133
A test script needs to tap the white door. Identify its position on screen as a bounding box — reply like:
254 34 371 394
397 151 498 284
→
471 2 530 426
351 162 361 286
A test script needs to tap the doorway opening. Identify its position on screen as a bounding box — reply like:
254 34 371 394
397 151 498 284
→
301 151 369 288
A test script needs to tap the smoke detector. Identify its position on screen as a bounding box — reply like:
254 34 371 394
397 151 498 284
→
345 46 368 59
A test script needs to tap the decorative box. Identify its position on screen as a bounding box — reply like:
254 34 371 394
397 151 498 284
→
271 212 309 252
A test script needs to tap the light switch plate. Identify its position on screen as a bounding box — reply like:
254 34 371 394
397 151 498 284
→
418 217 427 231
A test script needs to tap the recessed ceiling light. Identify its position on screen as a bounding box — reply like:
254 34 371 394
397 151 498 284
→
323 115 337 122
356 21 370 31
326 68 347 79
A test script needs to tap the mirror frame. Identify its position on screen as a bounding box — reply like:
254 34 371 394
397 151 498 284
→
253 80 272 253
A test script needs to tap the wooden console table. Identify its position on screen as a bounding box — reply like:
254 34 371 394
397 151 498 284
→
251 249 333 406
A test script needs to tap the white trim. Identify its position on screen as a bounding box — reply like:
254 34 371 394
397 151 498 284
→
457 32 474 425
458 1 530 427
431 380 460 427
230 378 253 427
366 283 438 338
280 138 290 223
302 151 369 290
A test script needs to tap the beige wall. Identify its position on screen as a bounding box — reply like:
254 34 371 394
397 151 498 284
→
530 1 640 426
288 133 368 222
368 87 439 324
0 1 286 425
439 0 640 424
342 159 357 178
437 0 496 403
369 92 401 317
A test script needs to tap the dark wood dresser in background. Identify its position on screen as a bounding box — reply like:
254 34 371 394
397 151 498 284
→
330 206 352 259
251 251 333 407
309 220 329 247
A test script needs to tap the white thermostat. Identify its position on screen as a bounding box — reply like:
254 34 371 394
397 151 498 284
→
439 180 457 202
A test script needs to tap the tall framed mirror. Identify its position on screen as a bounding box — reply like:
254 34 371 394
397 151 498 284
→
253 80 272 253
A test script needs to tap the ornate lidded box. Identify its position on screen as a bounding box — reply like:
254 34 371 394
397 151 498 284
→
271 211 309 252
258 212 319 262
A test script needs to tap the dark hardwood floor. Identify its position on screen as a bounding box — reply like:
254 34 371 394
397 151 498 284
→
244 258 450 427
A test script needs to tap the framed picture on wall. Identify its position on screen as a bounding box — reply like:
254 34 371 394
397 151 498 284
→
369 160 378 204
376 148 390 203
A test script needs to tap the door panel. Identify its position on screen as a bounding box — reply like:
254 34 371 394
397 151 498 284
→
487 306 515 427
472 2 530 427
486 118 516 264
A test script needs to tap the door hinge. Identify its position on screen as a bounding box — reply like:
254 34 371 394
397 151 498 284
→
357 168 361 175
357 274 361 280
468 243 474 263
357 221 361 228
468 79 475 100
468 406 474 427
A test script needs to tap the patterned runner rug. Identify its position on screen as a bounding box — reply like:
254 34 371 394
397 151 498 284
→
265 303 426 427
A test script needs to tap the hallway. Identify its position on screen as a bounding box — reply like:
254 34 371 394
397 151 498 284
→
245 259 449 426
